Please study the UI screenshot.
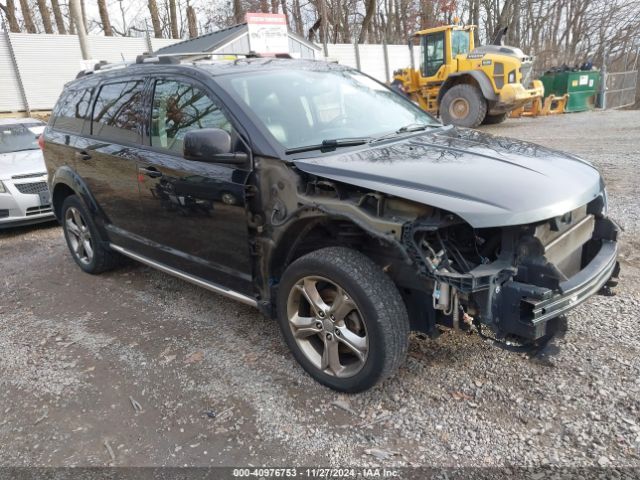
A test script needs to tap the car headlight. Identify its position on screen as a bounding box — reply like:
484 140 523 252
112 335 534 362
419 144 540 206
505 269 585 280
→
508 71 516 83
0 181 6 193
602 188 609 215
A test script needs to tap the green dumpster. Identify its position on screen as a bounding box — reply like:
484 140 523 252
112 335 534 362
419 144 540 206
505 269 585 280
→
539 70 601 112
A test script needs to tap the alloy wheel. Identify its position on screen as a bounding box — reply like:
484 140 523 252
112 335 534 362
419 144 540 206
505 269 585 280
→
286 276 369 378
65 206 94 265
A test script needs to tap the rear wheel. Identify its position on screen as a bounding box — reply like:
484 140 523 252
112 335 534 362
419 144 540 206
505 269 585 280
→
276 247 410 392
61 195 120 274
440 84 487 128
482 112 509 125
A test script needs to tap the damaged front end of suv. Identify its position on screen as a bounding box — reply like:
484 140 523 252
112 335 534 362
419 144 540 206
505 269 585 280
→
277 128 620 346
404 198 619 342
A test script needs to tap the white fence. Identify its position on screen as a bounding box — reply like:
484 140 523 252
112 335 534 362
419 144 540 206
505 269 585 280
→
0 32 419 114
0 33 181 113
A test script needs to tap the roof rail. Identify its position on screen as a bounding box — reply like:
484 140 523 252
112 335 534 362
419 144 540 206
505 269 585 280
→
75 50 293 79
135 51 263 65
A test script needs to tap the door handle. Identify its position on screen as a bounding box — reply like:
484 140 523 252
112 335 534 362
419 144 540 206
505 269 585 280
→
139 167 162 178
75 150 91 161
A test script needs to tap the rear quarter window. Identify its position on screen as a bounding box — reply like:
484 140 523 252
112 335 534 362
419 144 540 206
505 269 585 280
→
51 88 93 133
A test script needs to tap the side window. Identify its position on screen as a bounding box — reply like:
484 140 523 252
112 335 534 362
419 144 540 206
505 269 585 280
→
423 32 445 77
52 88 93 133
151 79 232 154
451 30 470 57
92 80 145 143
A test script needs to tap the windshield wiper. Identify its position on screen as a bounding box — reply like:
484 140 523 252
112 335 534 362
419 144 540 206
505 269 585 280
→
285 137 370 155
372 123 437 143
396 123 432 133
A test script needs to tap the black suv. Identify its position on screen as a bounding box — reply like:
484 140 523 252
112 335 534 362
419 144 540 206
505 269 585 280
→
44 57 619 392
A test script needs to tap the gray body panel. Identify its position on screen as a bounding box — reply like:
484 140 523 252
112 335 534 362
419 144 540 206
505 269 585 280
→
294 127 604 228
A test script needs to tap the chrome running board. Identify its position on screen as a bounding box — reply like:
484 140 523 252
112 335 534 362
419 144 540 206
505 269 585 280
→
109 243 258 308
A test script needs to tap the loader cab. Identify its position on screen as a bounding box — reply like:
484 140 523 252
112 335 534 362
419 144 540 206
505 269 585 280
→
418 26 476 80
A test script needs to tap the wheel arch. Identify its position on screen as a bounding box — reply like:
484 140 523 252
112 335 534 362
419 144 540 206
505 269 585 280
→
51 166 107 230
437 71 497 105
267 215 411 290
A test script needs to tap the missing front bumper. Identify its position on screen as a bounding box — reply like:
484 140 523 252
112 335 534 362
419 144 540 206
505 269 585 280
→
495 239 619 340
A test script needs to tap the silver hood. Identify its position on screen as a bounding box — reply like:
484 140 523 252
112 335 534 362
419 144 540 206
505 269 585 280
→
0 149 46 181
293 127 604 228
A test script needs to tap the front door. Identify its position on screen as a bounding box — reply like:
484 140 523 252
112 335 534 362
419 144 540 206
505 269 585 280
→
421 31 446 80
136 77 253 294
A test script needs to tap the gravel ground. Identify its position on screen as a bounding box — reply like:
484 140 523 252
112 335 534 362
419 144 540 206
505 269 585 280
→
0 110 639 469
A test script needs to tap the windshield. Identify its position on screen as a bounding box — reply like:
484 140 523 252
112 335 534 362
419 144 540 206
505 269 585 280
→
218 68 439 150
0 122 44 154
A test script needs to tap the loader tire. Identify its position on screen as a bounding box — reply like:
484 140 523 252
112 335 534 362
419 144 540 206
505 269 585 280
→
440 84 487 128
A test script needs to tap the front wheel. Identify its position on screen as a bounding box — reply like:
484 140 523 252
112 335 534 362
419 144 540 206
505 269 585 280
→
276 247 410 392
440 84 487 128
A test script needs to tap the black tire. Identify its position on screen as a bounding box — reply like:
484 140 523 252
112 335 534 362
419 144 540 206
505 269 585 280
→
276 247 410 392
440 84 487 128
482 112 509 125
61 195 120 274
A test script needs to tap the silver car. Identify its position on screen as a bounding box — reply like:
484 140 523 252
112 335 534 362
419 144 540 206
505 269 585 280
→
0 118 54 228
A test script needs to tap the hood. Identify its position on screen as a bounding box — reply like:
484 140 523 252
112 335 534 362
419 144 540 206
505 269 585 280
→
0 149 46 180
472 44 527 60
293 127 604 228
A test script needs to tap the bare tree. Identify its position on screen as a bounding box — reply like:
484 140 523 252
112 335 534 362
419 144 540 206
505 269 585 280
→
148 0 162 37
97 0 113 35
359 0 375 42
169 0 179 37
186 3 197 37
0 0 21 32
50 0 66 33
35 0 54 33
18 0 37 32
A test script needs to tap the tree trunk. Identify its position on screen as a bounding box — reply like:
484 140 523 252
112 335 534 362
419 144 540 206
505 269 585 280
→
169 0 179 38
232 0 244 24
186 4 197 38
292 0 303 35
280 0 289 27
358 0 375 43
36 0 54 33
80 0 87 32
148 0 163 37
19 0 37 32
495 0 513 38
50 0 66 33
307 16 321 42
472 0 480 44
1 0 21 32
97 0 113 36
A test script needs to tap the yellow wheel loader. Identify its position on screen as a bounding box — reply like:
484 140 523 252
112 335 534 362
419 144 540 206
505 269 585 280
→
393 24 544 127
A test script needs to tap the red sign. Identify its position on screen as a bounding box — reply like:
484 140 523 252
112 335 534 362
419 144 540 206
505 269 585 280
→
245 12 287 25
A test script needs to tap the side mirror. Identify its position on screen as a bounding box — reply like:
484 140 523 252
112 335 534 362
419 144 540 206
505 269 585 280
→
183 128 248 164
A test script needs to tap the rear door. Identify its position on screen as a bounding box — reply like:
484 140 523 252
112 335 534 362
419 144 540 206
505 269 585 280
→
135 76 253 294
75 78 148 248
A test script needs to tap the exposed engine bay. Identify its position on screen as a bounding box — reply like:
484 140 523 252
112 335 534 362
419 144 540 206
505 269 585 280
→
253 157 620 345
